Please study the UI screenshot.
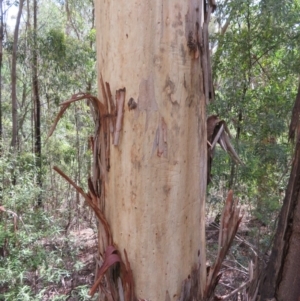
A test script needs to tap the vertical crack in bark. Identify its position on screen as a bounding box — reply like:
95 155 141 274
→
152 116 168 158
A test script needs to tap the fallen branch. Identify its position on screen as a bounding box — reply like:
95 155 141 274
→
218 280 249 300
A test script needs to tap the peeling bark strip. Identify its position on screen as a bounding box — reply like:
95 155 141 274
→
207 115 243 184
114 88 126 145
89 246 121 296
175 192 243 301
177 265 201 301
53 166 113 247
185 0 215 103
204 190 243 300
48 88 136 300
201 0 215 103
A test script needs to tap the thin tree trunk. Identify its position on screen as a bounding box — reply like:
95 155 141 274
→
74 105 80 228
229 110 242 189
0 0 3 206
0 0 3 151
86 0 94 93
32 0 42 206
11 0 24 149
94 1 209 299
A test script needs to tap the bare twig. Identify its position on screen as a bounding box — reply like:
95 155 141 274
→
219 280 249 300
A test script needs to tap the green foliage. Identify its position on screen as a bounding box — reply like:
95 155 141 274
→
0 0 97 297
0 156 57 299
209 0 300 243
0 152 95 299
42 29 67 64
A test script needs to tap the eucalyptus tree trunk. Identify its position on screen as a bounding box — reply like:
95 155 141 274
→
11 0 24 149
94 0 213 299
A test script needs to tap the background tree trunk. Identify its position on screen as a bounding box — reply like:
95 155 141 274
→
0 0 3 150
258 81 300 301
11 0 24 149
32 0 42 205
94 0 209 299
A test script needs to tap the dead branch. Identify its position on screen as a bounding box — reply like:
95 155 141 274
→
218 281 249 300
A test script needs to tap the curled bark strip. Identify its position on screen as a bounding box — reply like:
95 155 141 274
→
46 103 70 141
177 265 200 300
123 249 135 301
205 190 243 299
53 166 113 246
99 74 111 171
114 88 126 145
49 85 136 300
61 93 106 121
99 73 109 114
47 92 106 141
211 124 224 150
200 1 214 102
89 245 121 297
207 115 243 184
53 166 90 200
201 21 210 104
106 82 116 134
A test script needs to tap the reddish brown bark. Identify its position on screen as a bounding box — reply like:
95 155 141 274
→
258 80 300 301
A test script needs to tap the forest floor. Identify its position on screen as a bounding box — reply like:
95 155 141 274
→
36 228 98 301
27 216 266 300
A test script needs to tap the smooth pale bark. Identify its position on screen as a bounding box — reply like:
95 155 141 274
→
95 1 207 300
